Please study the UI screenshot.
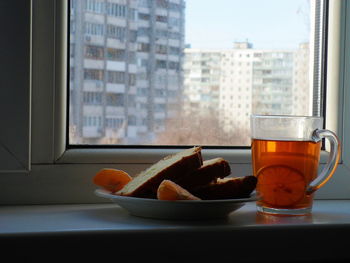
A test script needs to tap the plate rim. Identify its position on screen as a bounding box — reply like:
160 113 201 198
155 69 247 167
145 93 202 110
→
94 188 257 204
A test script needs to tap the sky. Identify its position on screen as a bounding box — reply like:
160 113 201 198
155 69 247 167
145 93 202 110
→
185 0 311 50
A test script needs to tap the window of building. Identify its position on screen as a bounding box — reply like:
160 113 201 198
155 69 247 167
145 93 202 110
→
156 15 167 23
138 42 150 52
83 92 102 104
156 0 168 9
85 22 104 36
85 45 104 59
139 13 150 21
156 60 167 69
129 30 137 42
106 2 127 17
107 25 126 40
86 0 104 14
169 46 180 55
106 117 124 128
107 48 125 61
107 71 125 84
106 93 124 106
138 27 150 37
156 44 167 54
83 115 103 127
84 69 104 81
128 115 137 125
169 17 180 27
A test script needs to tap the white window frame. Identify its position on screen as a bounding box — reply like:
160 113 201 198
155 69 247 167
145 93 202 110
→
0 0 31 173
1 0 349 205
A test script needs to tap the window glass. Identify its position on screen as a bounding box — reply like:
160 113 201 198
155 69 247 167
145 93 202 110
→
69 0 324 146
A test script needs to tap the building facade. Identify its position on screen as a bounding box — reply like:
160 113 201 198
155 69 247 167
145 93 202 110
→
219 42 254 135
183 42 311 143
69 0 185 144
183 49 221 113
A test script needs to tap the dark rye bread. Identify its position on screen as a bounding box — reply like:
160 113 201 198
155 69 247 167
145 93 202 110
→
175 157 231 190
117 147 203 198
191 175 257 200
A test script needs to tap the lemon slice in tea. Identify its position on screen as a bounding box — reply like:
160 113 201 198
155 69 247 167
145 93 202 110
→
257 165 306 207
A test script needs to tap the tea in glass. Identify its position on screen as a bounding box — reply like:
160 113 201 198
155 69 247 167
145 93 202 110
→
251 115 340 215
252 139 321 212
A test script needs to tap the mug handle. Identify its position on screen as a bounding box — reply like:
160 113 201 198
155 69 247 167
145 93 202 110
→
306 129 341 195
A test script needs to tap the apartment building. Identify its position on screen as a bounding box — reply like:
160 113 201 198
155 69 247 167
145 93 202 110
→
183 42 311 141
219 42 254 135
183 49 221 113
252 50 294 115
292 42 312 116
69 0 185 144
252 43 311 116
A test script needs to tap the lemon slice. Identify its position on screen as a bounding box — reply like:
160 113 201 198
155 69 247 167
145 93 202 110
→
257 165 306 207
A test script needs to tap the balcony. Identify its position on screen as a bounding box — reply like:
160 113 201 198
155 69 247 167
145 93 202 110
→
106 61 125 71
106 105 124 116
106 83 125 93
84 59 104 69
84 34 104 46
82 126 102 138
83 80 104 92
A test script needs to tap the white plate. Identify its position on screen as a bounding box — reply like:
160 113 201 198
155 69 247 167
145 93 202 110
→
95 188 257 220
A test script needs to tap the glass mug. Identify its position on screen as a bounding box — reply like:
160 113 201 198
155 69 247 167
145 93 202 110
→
251 115 341 215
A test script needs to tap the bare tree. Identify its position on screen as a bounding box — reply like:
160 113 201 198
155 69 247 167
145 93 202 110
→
69 124 82 144
155 105 250 146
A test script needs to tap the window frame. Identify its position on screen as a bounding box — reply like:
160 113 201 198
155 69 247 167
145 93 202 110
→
0 0 31 173
1 0 350 205
35 0 349 165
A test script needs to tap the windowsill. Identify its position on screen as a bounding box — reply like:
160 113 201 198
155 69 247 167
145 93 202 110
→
1 200 350 261
56 148 331 164
56 147 254 164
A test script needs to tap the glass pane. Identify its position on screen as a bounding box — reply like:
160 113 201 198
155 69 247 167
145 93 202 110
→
69 0 324 146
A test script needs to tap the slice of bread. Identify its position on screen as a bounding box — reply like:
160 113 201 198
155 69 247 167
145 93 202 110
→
191 175 257 200
117 147 203 198
175 157 231 190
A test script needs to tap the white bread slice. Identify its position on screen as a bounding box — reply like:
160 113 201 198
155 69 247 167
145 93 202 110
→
117 147 203 198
